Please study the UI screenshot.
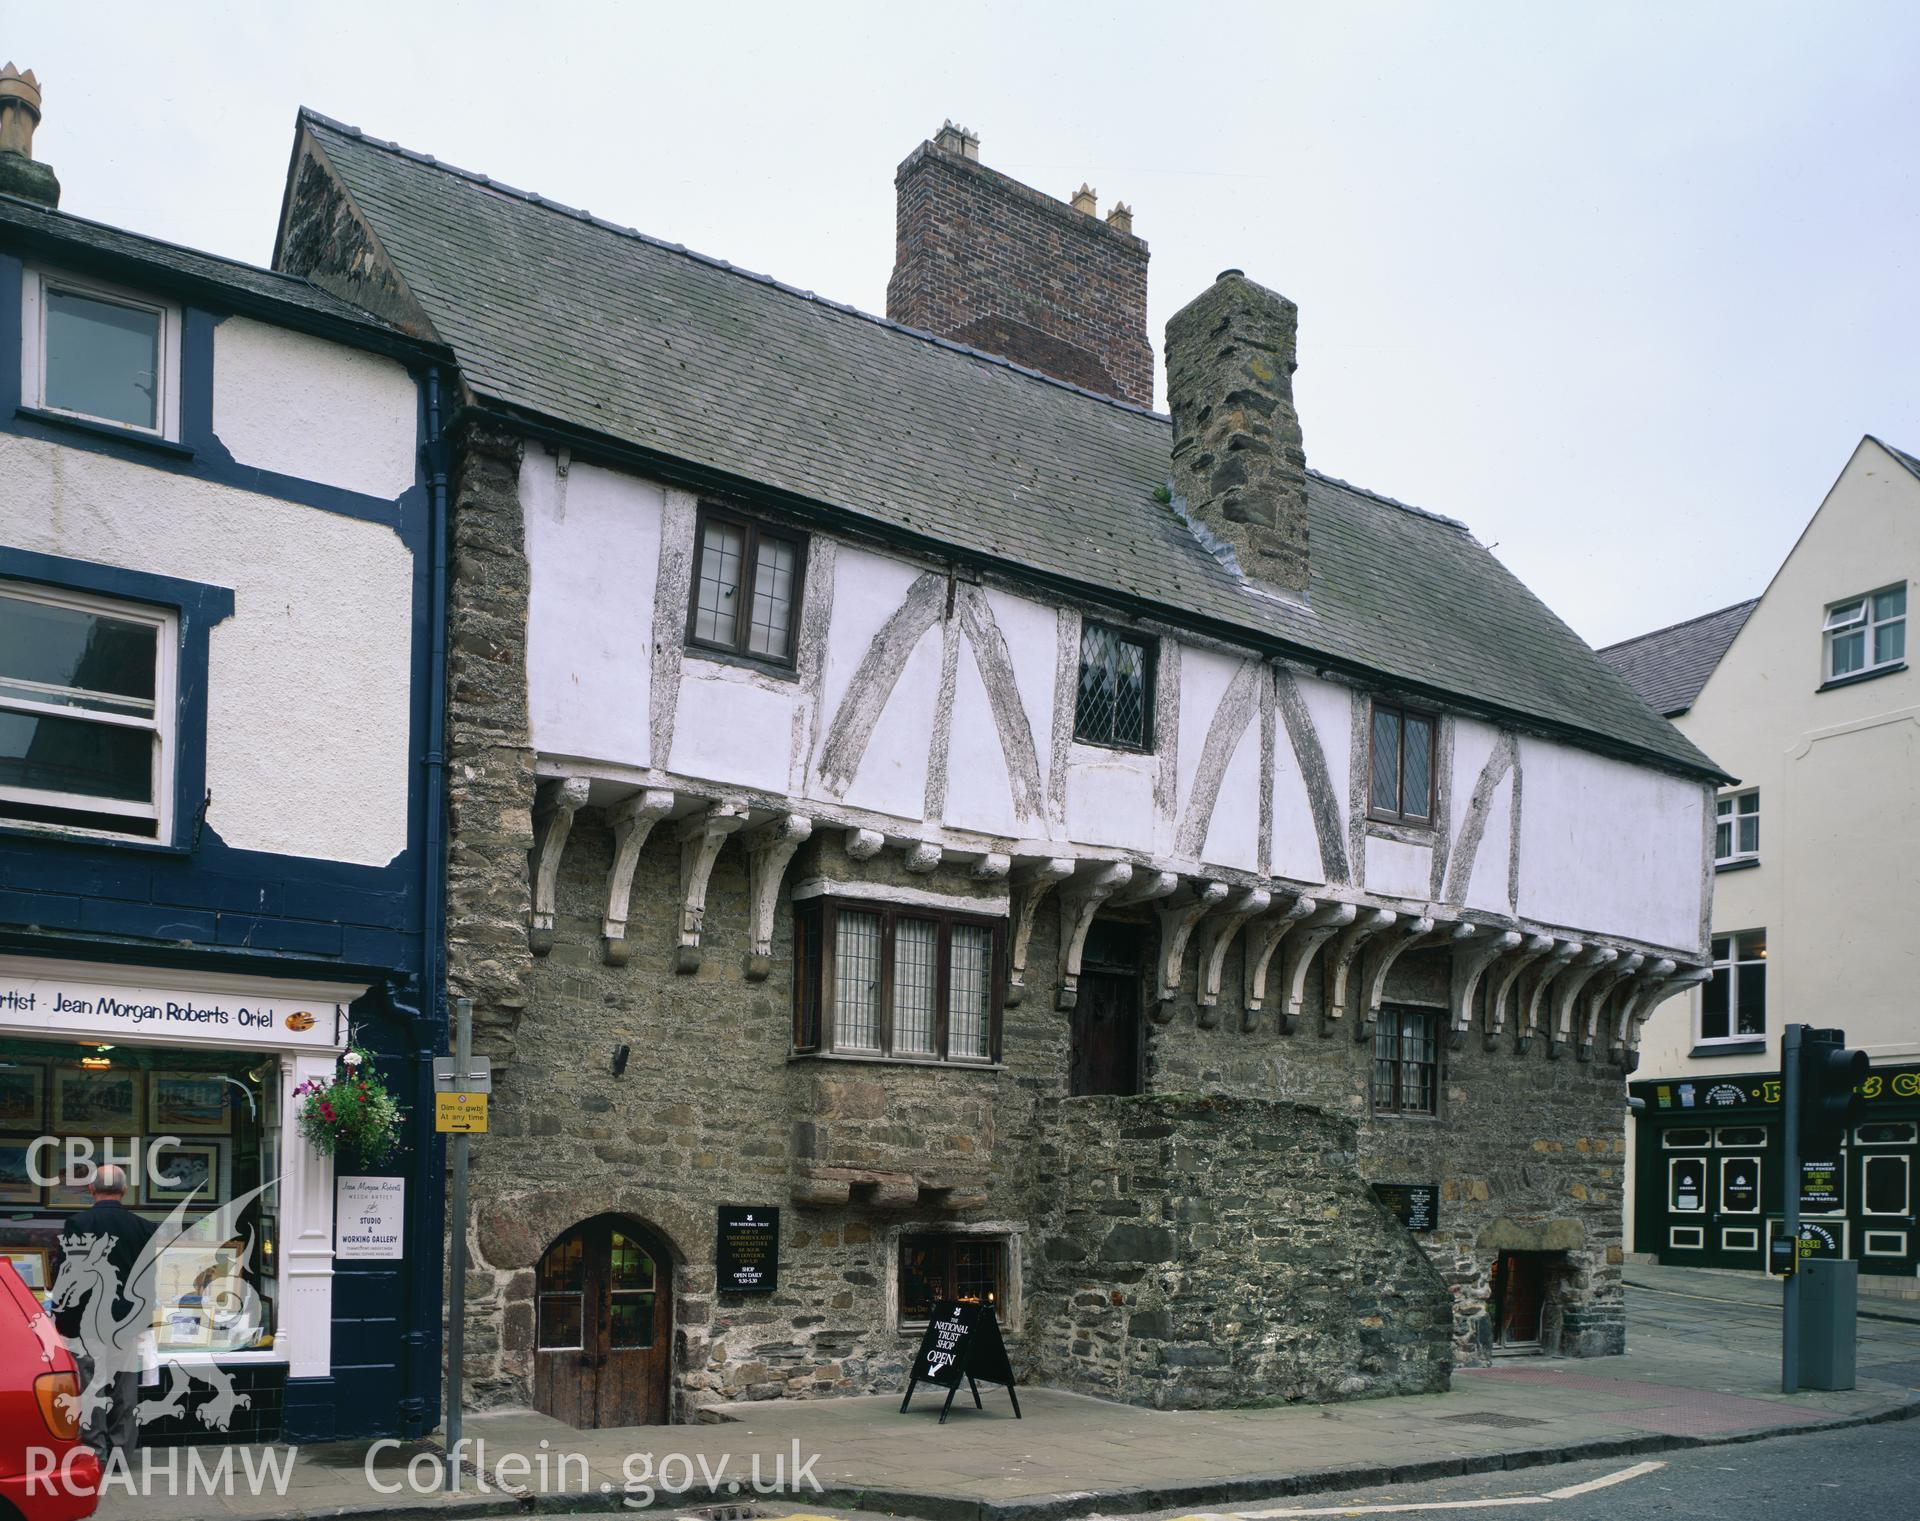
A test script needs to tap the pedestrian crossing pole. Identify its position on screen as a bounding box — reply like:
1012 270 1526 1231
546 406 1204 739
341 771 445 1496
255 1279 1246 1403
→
1781 1022 1801 1395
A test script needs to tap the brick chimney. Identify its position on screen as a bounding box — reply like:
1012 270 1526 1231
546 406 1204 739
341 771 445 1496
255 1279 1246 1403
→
0 64 58 208
1165 270 1310 597
886 124 1151 406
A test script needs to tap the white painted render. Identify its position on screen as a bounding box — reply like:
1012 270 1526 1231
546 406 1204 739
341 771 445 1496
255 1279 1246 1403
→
519 456 1710 958
1623 439 1920 1245
2 433 412 864
212 316 418 500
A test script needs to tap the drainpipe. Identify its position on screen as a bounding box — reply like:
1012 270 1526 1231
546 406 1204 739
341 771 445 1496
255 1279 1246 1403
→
403 363 453 1436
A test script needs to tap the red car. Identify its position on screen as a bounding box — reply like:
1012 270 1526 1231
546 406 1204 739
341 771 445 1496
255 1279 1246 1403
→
0 1259 99 1521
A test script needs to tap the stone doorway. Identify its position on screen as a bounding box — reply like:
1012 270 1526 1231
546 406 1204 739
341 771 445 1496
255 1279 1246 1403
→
1072 920 1145 1097
1490 1250 1561 1352
533 1215 674 1427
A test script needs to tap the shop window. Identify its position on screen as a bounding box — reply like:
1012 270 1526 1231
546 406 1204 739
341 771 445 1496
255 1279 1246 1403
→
22 268 181 438
1822 585 1905 682
792 898 1003 1064
0 1042 280 1358
897 1233 1007 1324
1368 701 1435 824
1074 622 1155 750
0 581 177 840
685 506 804 667
1371 1006 1439 1116
1700 931 1765 1043
1714 790 1759 866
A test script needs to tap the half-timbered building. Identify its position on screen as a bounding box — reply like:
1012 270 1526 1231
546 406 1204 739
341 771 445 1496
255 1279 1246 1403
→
275 113 1726 1422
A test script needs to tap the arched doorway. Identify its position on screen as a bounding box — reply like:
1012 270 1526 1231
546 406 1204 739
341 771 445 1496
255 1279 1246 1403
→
534 1215 673 1427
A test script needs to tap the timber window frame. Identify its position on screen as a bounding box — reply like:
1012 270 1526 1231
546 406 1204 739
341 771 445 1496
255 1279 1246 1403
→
1367 700 1437 825
1371 1005 1440 1117
685 504 806 670
1700 929 1766 1045
21 266 182 440
1714 789 1759 867
896 1232 1009 1326
0 579 177 842
1073 621 1156 752
1822 585 1905 684
792 897 1005 1065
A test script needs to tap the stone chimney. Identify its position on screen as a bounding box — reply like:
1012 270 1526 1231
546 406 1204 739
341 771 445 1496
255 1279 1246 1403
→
886 125 1152 406
1165 270 1310 597
0 64 58 208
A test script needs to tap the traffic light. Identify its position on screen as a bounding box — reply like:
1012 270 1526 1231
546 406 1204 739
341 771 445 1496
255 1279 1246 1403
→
1797 1027 1869 1159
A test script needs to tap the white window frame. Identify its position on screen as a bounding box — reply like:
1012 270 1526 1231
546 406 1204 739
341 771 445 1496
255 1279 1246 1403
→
1714 788 1759 866
0 581 177 843
1823 584 1906 682
20 266 182 440
1698 929 1766 1046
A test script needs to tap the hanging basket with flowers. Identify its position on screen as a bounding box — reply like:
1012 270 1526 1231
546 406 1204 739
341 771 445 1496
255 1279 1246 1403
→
292 1047 404 1170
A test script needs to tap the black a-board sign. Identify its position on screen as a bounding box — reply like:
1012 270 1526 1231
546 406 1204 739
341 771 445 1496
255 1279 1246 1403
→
900 1301 1022 1424
1371 1181 1439 1233
716 1204 780 1293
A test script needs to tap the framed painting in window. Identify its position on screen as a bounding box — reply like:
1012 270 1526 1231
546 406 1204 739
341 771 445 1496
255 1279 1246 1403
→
51 1067 142 1135
0 1065 42 1131
147 1072 232 1136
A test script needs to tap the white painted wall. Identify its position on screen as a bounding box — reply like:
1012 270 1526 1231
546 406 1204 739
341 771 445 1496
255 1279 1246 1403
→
212 317 417 500
517 458 1710 956
3 433 412 865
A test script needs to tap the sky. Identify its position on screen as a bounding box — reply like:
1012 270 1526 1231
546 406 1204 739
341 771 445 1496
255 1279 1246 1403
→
9 1 1916 647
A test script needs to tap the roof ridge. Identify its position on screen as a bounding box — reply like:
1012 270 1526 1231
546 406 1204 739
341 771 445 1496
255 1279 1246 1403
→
0 188 341 298
296 108 1172 422
1597 596 1758 655
1867 433 1920 483
1306 469 1469 532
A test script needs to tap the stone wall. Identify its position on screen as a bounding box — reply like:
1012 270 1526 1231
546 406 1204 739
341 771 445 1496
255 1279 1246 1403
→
1025 1094 1453 1406
885 138 1153 407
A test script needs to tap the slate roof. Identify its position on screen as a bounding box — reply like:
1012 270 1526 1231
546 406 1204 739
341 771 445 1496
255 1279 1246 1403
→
1598 600 1758 717
0 192 428 358
291 109 1722 780
1876 435 1920 484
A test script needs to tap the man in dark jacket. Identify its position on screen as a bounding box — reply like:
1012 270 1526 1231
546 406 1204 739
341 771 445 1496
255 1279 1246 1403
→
55 1164 155 1460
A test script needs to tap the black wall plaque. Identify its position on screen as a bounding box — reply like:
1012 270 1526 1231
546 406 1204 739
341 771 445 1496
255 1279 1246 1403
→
900 1301 1022 1423
717 1204 780 1293
1371 1181 1439 1233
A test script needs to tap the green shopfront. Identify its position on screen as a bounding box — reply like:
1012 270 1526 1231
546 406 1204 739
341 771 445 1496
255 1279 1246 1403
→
1632 1065 1920 1276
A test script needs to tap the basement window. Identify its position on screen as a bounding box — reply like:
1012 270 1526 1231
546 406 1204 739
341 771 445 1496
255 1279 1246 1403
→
793 898 1003 1063
1074 622 1155 750
898 1234 1007 1324
22 268 181 439
0 581 176 841
686 505 805 668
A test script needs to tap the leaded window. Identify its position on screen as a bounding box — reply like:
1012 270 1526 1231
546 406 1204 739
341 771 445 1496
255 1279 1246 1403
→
686 506 805 666
1074 622 1154 750
1369 701 1435 824
792 899 1004 1063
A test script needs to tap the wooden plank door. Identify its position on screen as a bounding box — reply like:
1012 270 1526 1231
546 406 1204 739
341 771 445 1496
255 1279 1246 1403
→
534 1226 595 1426
534 1219 673 1427
1071 969 1141 1097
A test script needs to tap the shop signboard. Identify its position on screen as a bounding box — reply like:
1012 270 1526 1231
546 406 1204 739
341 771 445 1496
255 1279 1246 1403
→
1370 1182 1439 1233
0 956 355 1052
716 1204 780 1292
336 1176 406 1259
900 1300 1022 1423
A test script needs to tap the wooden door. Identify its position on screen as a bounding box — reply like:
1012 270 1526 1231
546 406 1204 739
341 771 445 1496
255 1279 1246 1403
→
534 1217 673 1427
1071 969 1141 1097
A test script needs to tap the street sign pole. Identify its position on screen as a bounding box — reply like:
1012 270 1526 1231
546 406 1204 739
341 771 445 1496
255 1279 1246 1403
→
1782 1022 1802 1395
444 996 472 1489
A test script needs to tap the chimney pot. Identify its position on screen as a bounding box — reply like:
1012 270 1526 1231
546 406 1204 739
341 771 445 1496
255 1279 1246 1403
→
0 63 58 208
1071 183 1097 216
934 120 980 161
1165 270 1310 596
1106 201 1133 235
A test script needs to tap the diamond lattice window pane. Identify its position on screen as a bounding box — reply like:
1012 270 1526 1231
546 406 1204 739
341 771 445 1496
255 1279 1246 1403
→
1075 625 1148 747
